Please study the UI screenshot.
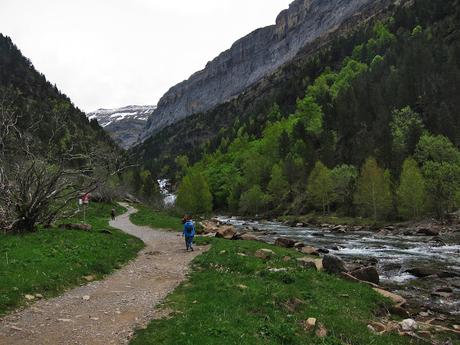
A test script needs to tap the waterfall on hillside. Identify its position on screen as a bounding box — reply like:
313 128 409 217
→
158 179 176 207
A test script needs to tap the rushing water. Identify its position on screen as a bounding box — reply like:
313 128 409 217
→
158 179 176 206
217 216 460 316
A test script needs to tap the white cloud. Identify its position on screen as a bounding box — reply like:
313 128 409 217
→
0 0 292 112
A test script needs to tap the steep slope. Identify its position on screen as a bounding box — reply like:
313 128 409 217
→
0 34 115 156
88 105 156 148
142 0 391 138
133 0 459 184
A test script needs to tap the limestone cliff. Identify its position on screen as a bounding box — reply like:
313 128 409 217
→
142 0 387 138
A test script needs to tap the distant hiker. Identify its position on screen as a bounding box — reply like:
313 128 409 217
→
111 208 116 221
182 215 195 252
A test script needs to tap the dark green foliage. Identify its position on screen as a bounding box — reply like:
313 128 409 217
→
133 0 460 220
0 34 116 157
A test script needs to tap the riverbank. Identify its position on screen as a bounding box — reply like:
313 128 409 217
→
131 237 457 344
0 202 144 316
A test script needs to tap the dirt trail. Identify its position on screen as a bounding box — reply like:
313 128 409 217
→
0 204 205 345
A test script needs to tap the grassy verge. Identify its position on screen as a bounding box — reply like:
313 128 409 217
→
130 205 183 231
131 238 421 345
0 202 144 316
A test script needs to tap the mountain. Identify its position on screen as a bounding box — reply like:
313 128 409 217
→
88 105 156 149
133 0 460 187
141 0 391 139
0 33 115 156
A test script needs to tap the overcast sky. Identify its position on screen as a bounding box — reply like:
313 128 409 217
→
0 0 292 112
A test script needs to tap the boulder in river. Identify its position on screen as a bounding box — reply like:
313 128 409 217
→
322 255 347 274
350 266 380 285
417 227 440 236
405 267 438 278
274 237 296 248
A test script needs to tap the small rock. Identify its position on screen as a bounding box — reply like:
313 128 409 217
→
350 266 380 285
240 234 258 241
25 294 35 301
35 294 43 299
301 246 320 256
219 250 226 255
237 253 247 257
57 318 72 322
10 326 23 331
367 325 377 334
236 284 248 290
254 249 276 260
215 226 237 239
303 317 316 331
373 288 407 306
90 317 99 321
435 287 453 293
400 319 417 331
268 268 288 273
283 256 291 262
274 237 296 248
82 295 91 301
294 242 305 249
322 255 347 274
453 325 460 331
369 321 386 333
83 275 96 282
315 323 327 337
297 257 323 271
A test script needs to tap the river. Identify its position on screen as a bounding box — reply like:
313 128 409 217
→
216 216 460 319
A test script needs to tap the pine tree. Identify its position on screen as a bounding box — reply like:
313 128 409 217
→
354 158 392 220
307 161 334 214
397 158 426 219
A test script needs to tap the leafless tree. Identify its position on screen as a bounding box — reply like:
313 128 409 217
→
0 94 128 234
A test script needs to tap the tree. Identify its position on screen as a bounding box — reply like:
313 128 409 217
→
267 164 289 203
142 171 161 203
331 164 358 215
307 161 334 214
415 134 460 219
390 107 425 158
239 185 271 215
354 158 392 220
415 134 460 164
397 158 426 219
422 162 460 219
176 171 213 215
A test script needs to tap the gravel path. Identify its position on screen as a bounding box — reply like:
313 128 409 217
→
0 204 205 345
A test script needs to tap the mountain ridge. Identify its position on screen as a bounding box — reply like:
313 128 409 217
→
142 0 391 140
88 105 156 148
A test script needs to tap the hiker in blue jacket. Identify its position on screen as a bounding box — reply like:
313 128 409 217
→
182 215 195 252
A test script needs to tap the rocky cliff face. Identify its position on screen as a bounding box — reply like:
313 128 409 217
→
88 105 156 148
142 0 383 138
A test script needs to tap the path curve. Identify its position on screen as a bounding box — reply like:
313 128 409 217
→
0 204 205 345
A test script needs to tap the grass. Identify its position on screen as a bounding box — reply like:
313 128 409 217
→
0 202 144 316
130 204 183 231
131 238 424 345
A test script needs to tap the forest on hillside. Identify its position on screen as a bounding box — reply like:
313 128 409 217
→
171 0 460 221
0 34 127 233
